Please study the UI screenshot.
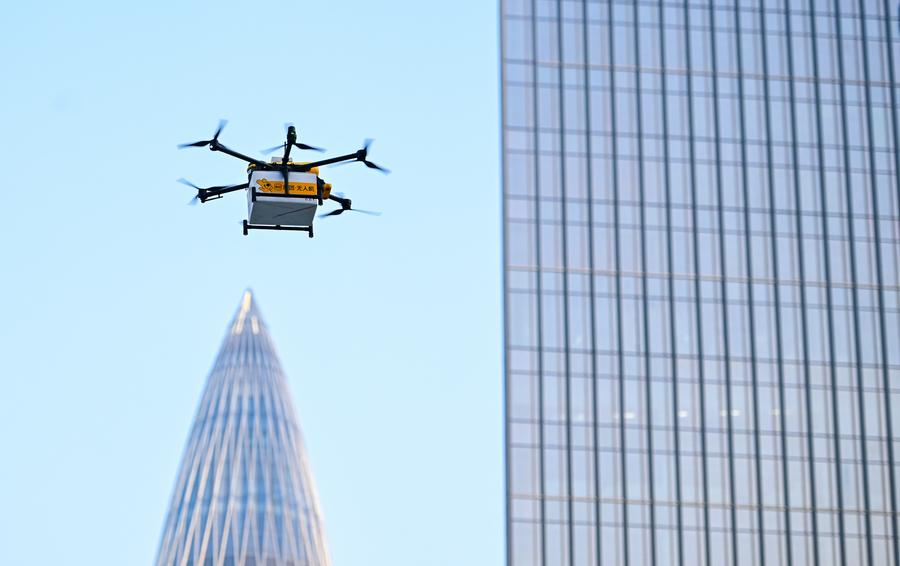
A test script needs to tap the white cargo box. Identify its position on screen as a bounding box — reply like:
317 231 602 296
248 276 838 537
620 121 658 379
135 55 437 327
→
247 170 320 228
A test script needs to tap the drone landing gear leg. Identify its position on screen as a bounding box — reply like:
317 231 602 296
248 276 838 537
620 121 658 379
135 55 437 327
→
242 223 313 237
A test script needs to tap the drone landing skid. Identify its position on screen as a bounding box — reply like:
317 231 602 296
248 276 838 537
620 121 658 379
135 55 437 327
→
243 220 314 238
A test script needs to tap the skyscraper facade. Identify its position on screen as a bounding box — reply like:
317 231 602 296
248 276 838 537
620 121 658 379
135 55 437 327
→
501 2 900 566
156 291 330 566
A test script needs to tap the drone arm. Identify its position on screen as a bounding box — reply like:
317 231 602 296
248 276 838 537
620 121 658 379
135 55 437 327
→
200 183 249 202
210 141 268 168
277 140 293 189
280 144 293 168
296 152 359 171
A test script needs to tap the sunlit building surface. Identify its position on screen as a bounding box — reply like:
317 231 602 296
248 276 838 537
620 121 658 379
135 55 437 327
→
156 291 330 566
502 1 900 565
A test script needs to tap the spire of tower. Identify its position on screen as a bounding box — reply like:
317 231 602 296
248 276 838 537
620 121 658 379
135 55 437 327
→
230 288 259 335
156 291 331 566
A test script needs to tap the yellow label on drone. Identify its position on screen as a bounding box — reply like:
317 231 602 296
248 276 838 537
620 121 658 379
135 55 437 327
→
256 178 317 196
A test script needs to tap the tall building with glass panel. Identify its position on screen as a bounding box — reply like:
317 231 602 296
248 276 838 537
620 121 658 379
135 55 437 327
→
501 2 900 566
156 291 330 566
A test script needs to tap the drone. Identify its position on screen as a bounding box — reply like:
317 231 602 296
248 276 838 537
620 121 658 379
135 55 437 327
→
178 120 387 237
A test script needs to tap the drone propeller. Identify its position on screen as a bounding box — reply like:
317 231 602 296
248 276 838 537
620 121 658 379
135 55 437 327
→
261 143 286 155
360 139 390 173
178 119 228 149
260 142 325 154
296 141 326 152
319 207 381 218
177 178 204 205
334 139 390 173
261 123 325 154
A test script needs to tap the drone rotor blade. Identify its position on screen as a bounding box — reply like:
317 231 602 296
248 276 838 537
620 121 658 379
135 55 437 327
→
319 206 381 219
177 178 200 190
319 208 345 218
213 119 228 140
293 142 325 152
357 139 389 173
178 179 202 205
363 160 390 174
178 140 211 149
352 208 382 216
329 159 389 173
261 143 285 155
178 119 228 149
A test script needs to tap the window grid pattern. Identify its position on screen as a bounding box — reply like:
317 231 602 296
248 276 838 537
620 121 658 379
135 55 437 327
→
501 2 900 566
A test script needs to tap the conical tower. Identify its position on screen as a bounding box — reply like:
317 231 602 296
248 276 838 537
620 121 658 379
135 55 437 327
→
156 291 330 566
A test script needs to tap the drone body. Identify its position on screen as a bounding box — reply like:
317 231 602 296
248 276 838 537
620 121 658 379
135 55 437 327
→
178 121 386 237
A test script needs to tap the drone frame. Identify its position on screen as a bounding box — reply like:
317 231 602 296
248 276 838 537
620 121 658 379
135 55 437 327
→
178 122 385 235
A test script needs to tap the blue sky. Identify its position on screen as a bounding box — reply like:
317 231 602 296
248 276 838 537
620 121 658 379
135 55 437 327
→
0 1 502 565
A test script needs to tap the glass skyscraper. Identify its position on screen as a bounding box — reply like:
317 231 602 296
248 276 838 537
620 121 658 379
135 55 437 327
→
156 291 330 566
501 2 900 566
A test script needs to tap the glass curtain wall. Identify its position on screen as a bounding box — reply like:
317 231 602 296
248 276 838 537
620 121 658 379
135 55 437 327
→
501 1 900 566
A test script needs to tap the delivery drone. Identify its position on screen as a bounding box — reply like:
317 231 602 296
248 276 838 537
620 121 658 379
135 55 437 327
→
178 120 387 237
